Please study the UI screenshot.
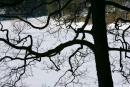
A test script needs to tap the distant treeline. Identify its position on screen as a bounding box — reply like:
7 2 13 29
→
0 0 130 22
0 0 48 20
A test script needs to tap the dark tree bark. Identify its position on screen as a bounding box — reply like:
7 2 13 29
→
91 0 114 87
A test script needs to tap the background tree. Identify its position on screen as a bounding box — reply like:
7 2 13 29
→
0 0 130 87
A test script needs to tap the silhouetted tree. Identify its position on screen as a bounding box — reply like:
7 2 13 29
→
0 0 130 87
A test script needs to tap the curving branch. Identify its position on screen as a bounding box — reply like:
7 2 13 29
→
106 1 130 11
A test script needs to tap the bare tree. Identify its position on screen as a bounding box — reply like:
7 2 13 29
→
0 0 130 87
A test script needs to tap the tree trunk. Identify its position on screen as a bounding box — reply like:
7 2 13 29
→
91 0 114 87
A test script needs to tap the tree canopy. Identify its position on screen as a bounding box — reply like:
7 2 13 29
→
0 0 130 87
